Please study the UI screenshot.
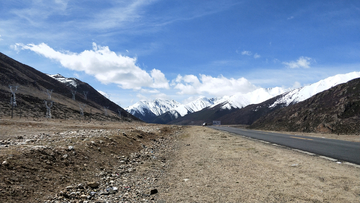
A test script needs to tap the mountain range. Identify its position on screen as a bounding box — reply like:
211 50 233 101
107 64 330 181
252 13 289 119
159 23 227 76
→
2 51 359 134
126 71 360 125
0 52 137 121
126 87 289 123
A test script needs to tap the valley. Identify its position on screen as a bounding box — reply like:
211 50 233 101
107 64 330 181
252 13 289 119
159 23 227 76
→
1 119 359 202
1 51 360 202
2 1 360 202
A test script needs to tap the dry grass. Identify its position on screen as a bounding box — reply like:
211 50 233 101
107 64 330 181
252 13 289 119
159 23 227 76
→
158 126 360 202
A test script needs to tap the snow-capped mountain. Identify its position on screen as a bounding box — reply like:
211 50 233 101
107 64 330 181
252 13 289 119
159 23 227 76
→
269 71 360 108
169 71 360 126
126 99 181 117
126 71 360 124
48 74 78 88
172 97 223 117
215 86 288 110
126 88 288 123
126 97 222 122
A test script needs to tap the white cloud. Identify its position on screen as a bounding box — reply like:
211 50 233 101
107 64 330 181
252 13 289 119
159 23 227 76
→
292 81 302 88
241 50 252 56
273 58 280 63
136 93 148 101
140 89 160 94
73 73 80 79
173 74 258 97
150 69 170 89
283 56 312 68
10 0 69 26
136 92 168 101
14 42 169 90
88 0 152 30
241 50 260 59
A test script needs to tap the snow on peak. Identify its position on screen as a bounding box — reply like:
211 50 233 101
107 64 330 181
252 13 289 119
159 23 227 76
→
48 74 78 88
126 97 222 118
212 87 289 110
126 71 360 121
172 97 216 116
126 99 181 116
269 71 360 108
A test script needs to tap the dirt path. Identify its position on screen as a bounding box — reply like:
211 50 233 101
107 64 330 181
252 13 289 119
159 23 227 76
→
157 126 360 202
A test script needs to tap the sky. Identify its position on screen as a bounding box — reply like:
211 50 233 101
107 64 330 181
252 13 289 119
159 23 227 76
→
1 0 359 107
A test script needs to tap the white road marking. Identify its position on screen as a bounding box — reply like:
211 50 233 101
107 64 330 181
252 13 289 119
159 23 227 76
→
319 156 338 162
292 149 315 156
343 162 360 168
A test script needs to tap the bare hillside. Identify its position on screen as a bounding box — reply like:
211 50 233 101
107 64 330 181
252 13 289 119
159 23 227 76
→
0 52 137 121
251 78 360 135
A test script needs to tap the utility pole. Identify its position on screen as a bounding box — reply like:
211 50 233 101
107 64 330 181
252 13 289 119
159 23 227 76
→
71 90 76 100
9 85 18 119
79 103 86 120
103 106 109 116
45 89 53 100
83 91 88 100
44 100 53 119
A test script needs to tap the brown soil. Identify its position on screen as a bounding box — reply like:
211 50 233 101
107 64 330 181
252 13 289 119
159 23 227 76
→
0 119 175 202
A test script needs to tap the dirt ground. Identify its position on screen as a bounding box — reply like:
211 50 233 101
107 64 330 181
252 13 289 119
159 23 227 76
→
157 126 360 202
1 119 359 202
0 118 178 202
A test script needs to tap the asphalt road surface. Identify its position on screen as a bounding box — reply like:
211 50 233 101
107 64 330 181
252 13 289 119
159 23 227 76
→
210 126 360 165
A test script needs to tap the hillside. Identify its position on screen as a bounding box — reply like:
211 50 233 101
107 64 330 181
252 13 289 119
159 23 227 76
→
126 72 360 125
167 94 286 125
250 78 360 134
0 52 138 121
169 72 360 127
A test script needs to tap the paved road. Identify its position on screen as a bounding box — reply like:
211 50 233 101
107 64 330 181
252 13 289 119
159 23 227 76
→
210 126 360 165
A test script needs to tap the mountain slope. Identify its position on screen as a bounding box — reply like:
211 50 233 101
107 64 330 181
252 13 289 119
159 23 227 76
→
0 52 137 121
167 102 237 125
126 87 288 124
250 77 360 134
269 71 360 107
215 87 287 110
169 72 360 125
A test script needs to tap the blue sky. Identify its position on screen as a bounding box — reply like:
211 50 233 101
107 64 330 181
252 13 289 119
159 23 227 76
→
1 0 359 107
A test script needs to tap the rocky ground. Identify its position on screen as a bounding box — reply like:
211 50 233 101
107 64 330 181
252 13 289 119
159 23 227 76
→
0 119 182 202
1 119 360 202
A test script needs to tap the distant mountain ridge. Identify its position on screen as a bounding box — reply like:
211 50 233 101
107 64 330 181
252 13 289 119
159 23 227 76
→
126 86 289 123
126 71 360 125
125 97 218 123
125 99 180 123
169 71 360 126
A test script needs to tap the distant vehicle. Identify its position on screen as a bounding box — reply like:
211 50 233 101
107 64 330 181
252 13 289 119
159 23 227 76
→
202 122 207 126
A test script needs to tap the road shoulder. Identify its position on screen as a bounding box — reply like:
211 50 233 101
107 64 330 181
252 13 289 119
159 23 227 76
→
157 126 360 202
